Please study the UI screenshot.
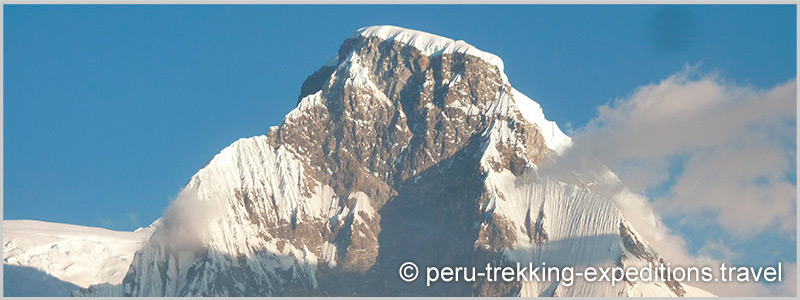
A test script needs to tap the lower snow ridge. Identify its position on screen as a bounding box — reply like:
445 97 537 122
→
3 219 155 295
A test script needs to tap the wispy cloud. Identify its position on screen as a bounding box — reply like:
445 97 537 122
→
125 211 139 229
155 187 222 252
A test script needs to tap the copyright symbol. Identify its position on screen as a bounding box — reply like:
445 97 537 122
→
399 262 418 282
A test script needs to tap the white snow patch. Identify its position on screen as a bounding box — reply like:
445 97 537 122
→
350 191 375 220
287 90 324 120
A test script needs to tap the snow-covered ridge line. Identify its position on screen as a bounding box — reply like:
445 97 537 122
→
352 25 505 74
3 219 155 289
4 220 153 245
510 88 573 154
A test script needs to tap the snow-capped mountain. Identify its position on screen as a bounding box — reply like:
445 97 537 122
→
76 25 711 297
3 220 155 295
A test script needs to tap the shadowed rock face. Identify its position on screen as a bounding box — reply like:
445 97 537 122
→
76 27 695 297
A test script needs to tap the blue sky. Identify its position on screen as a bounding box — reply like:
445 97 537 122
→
4 5 796 281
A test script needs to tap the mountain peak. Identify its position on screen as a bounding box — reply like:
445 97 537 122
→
349 25 505 73
77 26 708 297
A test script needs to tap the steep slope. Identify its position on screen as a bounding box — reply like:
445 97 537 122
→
77 25 708 297
3 219 155 293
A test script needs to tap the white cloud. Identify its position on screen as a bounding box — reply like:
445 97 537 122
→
573 66 796 237
547 67 796 296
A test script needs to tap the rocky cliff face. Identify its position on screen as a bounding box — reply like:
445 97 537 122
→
76 26 706 297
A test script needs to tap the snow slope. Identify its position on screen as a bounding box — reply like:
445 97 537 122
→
3 219 154 289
